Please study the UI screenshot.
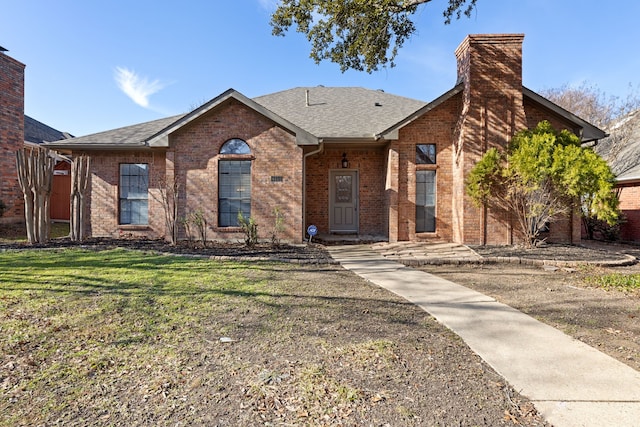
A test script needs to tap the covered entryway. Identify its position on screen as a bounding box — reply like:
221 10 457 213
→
329 170 358 233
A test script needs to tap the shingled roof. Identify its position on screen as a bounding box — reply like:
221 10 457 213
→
44 85 606 151
45 114 185 150
44 87 427 150
25 115 72 144
254 86 426 140
596 109 640 182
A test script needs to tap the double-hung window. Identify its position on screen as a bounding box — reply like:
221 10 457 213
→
119 163 149 225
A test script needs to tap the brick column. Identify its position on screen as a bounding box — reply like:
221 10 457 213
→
0 49 25 222
385 142 399 242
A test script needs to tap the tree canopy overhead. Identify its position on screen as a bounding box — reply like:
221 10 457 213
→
270 0 478 73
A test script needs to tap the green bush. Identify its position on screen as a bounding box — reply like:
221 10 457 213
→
237 212 258 247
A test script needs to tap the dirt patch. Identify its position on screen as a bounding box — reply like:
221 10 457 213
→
420 247 640 372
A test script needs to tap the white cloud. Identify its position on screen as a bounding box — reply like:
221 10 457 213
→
257 0 278 11
114 67 166 108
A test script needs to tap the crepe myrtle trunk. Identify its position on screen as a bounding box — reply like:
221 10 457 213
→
70 155 90 242
16 147 54 244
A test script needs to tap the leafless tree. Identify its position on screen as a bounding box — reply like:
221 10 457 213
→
540 82 640 175
153 176 180 245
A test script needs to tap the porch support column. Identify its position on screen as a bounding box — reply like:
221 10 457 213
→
386 142 399 242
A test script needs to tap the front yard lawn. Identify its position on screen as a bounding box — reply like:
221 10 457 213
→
0 248 545 426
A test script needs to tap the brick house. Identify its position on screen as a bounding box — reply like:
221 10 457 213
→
596 110 640 241
46 34 606 245
0 46 25 223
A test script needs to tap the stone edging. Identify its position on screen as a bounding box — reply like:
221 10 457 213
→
0 246 340 265
395 254 638 268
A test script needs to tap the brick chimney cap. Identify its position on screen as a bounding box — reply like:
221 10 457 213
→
455 33 524 57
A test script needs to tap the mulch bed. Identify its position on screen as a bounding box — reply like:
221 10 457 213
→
471 244 630 262
0 236 336 263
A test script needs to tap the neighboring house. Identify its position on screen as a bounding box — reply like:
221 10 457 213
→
0 46 72 223
25 115 73 221
596 110 640 241
45 34 606 245
0 46 25 222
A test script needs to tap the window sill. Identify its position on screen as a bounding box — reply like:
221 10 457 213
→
118 224 151 231
416 231 438 237
215 227 243 233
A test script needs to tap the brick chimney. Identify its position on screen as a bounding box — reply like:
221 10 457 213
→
0 47 26 222
451 34 526 245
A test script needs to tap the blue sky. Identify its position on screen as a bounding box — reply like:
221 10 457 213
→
2 0 639 137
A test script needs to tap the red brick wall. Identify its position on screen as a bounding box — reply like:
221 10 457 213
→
82 151 166 239
0 52 25 222
171 100 303 242
393 96 461 242
524 98 582 136
79 101 304 242
618 184 640 242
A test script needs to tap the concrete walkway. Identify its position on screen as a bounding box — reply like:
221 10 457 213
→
327 245 640 427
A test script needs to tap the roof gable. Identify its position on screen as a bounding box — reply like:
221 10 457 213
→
146 89 317 147
376 84 463 140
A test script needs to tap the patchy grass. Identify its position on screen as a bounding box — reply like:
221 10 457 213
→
0 249 546 426
585 272 640 293
0 222 69 242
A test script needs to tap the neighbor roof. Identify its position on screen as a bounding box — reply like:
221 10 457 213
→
25 115 72 144
599 109 640 182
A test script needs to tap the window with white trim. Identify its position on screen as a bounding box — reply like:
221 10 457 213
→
119 163 149 225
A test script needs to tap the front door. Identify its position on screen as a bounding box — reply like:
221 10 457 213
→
329 170 358 233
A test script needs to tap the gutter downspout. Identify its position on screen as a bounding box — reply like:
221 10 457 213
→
302 141 324 241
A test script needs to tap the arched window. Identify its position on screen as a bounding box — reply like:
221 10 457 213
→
219 139 252 227
220 138 251 154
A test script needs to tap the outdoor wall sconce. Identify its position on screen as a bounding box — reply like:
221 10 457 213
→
342 152 349 168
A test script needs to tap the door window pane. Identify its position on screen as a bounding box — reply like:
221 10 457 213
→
335 175 352 203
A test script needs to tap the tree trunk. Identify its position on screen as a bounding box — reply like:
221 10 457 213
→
16 147 54 244
70 155 90 242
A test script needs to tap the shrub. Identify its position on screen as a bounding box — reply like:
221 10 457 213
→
237 212 258 247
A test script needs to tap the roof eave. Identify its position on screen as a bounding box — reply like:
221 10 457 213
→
523 87 608 141
42 142 153 152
